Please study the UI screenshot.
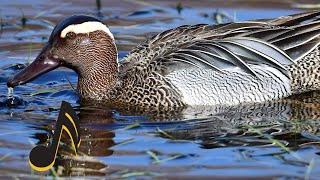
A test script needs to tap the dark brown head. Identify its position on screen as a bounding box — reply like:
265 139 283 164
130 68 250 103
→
7 14 118 98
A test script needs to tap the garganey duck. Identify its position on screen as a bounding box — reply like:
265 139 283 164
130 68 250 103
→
7 11 320 111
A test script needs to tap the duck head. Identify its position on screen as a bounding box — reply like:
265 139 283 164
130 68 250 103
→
7 15 118 99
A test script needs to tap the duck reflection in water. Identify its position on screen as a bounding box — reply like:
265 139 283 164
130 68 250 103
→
28 92 320 176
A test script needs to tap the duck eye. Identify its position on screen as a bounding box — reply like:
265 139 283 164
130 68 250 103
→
66 32 76 39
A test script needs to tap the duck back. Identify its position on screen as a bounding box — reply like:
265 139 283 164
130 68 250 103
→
117 11 320 108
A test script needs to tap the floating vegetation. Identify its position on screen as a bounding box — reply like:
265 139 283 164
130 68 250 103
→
33 3 70 19
0 153 11 162
113 138 135 147
147 150 160 162
96 0 101 11
122 123 140 130
19 9 27 28
50 167 59 178
176 1 183 14
29 89 59 96
147 150 183 164
246 125 301 160
63 73 75 91
304 158 315 180
213 10 235 24
95 0 103 19
157 127 175 140
120 171 158 178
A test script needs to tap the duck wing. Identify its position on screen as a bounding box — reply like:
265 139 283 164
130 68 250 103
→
119 10 320 79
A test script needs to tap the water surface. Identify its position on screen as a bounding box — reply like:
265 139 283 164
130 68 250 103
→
0 0 320 179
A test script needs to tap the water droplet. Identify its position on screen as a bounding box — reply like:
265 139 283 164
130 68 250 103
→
5 87 24 107
8 87 14 99
7 87 15 105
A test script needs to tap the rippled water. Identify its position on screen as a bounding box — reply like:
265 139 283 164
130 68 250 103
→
1 0 320 179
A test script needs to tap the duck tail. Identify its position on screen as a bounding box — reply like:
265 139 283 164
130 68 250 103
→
266 11 320 95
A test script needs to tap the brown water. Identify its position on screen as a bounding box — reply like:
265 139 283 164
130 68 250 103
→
1 0 320 179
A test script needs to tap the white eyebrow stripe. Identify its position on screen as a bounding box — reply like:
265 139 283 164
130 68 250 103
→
60 21 114 40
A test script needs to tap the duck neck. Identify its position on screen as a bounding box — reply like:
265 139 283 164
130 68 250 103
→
77 45 119 100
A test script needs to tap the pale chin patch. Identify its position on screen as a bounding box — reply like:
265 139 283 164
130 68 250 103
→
60 21 114 40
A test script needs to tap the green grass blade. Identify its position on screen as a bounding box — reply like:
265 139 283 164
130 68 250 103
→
304 158 315 180
147 150 160 162
153 154 183 164
246 125 301 160
123 123 140 130
29 89 58 96
0 153 11 161
157 127 175 140
121 171 157 178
